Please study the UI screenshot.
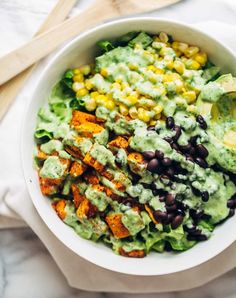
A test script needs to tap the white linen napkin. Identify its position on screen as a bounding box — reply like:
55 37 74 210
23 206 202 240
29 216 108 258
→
0 21 235 292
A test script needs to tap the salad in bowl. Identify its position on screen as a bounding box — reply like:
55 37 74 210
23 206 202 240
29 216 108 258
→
33 30 236 258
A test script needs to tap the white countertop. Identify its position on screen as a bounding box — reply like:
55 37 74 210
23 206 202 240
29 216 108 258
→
0 0 236 297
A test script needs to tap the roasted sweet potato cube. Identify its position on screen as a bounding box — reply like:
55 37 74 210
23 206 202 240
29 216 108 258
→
70 110 98 127
108 136 129 150
64 145 84 159
71 184 86 209
36 147 48 160
83 172 100 185
145 204 159 224
83 152 104 172
39 177 62 196
70 161 87 177
52 200 67 220
76 198 97 220
74 122 104 138
127 152 144 164
100 169 114 180
105 214 130 239
119 247 146 258
60 158 71 174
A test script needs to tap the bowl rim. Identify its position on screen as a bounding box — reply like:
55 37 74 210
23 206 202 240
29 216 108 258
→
21 16 236 276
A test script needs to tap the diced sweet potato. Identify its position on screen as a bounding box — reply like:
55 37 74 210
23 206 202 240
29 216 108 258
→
70 110 98 127
70 161 87 177
52 200 67 220
127 152 144 164
108 136 129 150
100 169 114 180
83 172 100 185
119 247 146 258
76 198 97 220
127 152 146 174
36 147 48 160
60 158 71 174
71 184 86 209
83 152 104 172
74 122 104 138
64 144 84 159
39 177 62 196
105 214 130 239
145 204 159 224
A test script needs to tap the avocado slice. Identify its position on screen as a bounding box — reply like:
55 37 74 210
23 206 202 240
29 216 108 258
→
197 74 236 116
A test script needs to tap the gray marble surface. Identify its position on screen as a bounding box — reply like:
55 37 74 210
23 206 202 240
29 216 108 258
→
0 0 236 297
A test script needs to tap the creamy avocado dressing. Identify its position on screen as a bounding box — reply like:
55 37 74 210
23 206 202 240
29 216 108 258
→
40 156 66 179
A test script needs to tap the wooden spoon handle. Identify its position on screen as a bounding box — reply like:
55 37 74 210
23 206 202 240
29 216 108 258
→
0 1 116 86
0 0 77 120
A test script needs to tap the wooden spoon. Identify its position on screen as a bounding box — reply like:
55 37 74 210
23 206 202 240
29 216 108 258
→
0 0 181 86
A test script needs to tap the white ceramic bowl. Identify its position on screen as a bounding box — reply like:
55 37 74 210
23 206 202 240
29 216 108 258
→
21 17 236 276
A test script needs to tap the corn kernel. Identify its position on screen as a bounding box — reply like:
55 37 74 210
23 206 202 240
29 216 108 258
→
119 104 129 116
73 73 84 82
183 90 197 103
73 68 81 75
175 50 182 57
153 104 164 114
193 52 207 66
138 108 150 123
153 36 161 42
115 77 123 84
96 94 108 105
173 60 185 74
72 82 84 92
104 100 115 110
155 68 165 75
178 42 188 53
85 97 97 112
121 82 129 90
76 88 88 97
84 79 93 90
165 59 174 70
90 91 100 99
79 65 91 75
150 120 157 126
154 113 162 120
128 63 138 70
112 82 121 90
100 68 109 77
163 73 180 83
172 41 179 50
129 106 138 119
187 105 197 114
147 65 156 72
159 32 169 43
184 46 199 58
186 59 201 70
175 79 184 93
126 95 138 105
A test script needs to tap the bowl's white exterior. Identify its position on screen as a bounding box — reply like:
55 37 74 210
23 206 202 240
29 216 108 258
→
21 18 236 276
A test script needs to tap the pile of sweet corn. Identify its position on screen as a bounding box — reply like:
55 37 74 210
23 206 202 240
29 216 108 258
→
71 32 208 125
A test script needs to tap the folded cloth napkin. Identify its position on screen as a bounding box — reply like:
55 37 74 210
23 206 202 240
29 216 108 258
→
0 21 235 293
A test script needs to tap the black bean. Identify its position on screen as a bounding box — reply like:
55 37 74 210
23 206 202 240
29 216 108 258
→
196 144 209 158
171 143 179 151
196 115 207 129
152 189 159 196
190 136 198 145
196 234 208 241
164 137 174 144
160 175 170 183
164 242 172 251
143 151 155 160
201 191 209 202
166 204 177 213
162 157 172 167
142 183 150 189
165 167 175 178
153 210 168 223
176 209 185 216
147 125 156 131
167 213 175 223
183 225 196 233
187 235 197 241
190 229 202 236
192 187 201 196
189 147 196 156
165 193 175 206
172 125 182 141
186 155 194 163
150 182 156 190
195 157 208 168
147 158 160 173
155 150 164 160
171 215 184 229
228 209 235 218
179 143 192 153
159 196 165 202
166 116 175 129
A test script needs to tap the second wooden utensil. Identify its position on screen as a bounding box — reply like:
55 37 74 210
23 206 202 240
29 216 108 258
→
0 0 181 86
